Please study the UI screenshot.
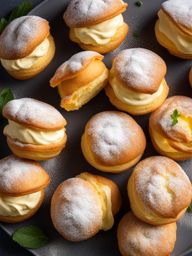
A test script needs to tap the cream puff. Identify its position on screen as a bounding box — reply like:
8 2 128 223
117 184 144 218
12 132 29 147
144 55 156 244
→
3 98 67 160
0 155 50 223
117 212 177 256
81 111 146 173
63 0 128 54
0 16 55 80
149 96 192 160
189 67 192 87
51 172 121 242
50 51 109 111
155 0 192 59
128 156 192 225
106 48 169 115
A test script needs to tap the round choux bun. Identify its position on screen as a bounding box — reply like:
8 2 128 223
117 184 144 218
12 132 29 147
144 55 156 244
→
0 16 55 80
106 48 169 115
149 96 192 160
0 155 50 223
155 0 192 59
51 172 121 242
50 51 109 111
128 156 192 225
63 0 128 54
3 98 67 161
117 212 177 256
189 67 192 87
81 111 146 173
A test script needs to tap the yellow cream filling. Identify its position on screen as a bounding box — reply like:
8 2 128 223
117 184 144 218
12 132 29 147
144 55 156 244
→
73 14 124 46
1 38 50 71
78 172 114 231
0 191 42 217
158 10 192 54
4 120 65 145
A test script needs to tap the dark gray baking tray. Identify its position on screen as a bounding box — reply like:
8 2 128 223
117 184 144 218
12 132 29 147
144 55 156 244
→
0 0 192 255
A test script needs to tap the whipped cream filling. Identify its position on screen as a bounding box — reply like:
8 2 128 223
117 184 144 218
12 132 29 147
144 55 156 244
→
73 14 124 46
0 191 42 216
78 173 114 231
4 120 65 145
111 76 164 106
158 10 192 54
1 37 50 71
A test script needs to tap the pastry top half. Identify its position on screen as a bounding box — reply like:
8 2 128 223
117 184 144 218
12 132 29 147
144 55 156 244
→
0 155 50 196
150 96 192 152
111 48 166 94
64 0 127 28
130 156 192 219
161 0 192 35
3 98 66 131
50 51 104 87
51 172 121 241
0 16 50 60
83 111 146 166
117 212 177 256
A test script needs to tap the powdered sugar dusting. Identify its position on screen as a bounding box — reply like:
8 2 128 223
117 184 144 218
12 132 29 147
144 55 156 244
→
0 16 49 59
135 157 192 215
114 48 164 91
162 0 192 31
0 155 40 191
53 51 101 80
52 178 102 241
3 98 65 130
87 112 136 162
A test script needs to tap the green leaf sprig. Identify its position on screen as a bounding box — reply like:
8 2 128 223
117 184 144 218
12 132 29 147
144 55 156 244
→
135 0 143 7
0 1 32 34
187 203 192 213
0 88 14 115
171 109 180 126
12 225 49 249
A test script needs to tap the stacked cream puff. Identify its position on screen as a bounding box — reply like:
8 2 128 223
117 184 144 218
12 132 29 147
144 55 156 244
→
155 0 192 59
0 155 50 223
63 0 128 54
106 48 169 115
50 51 109 111
0 16 55 79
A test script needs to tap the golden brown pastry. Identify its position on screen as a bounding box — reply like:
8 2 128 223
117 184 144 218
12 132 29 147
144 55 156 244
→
155 0 192 59
0 155 50 223
117 212 177 256
149 96 192 160
189 67 192 87
128 156 192 225
0 16 55 80
106 48 169 115
51 172 121 242
63 0 128 54
50 51 109 111
81 111 146 173
3 98 67 160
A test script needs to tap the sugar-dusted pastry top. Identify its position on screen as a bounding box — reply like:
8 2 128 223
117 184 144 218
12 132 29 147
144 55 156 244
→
0 16 50 60
162 0 192 34
118 212 176 256
3 98 66 131
51 177 103 241
0 155 50 196
64 0 127 28
134 156 192 218
50 51 103 87
85 111 146 165
113 48 166 94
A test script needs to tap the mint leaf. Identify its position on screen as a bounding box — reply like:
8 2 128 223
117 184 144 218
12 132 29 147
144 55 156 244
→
0 88 14 115
12 225 49 249
187 203 192 213
171 109 180 126
0 1 32 34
